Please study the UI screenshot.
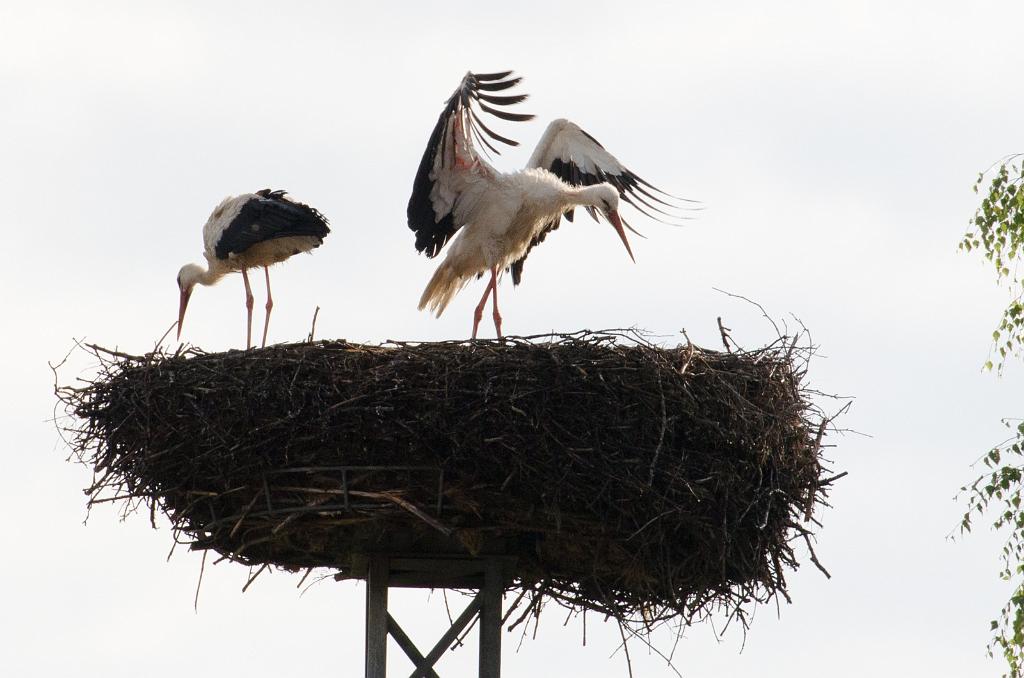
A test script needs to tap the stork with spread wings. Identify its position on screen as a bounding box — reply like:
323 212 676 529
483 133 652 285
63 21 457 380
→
407 70 694 339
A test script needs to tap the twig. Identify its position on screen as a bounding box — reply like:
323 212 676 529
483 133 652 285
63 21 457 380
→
230 494 261 539
646 373 668 486
616 620 634 678
802 533 832 579
712 287 782 338
194 549 207 612
307 306 320 343
347 490 454 536
717 316 733 352
242 563 269 592
155 321 178 352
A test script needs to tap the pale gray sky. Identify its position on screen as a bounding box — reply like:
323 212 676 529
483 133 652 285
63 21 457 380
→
3 1 1023 676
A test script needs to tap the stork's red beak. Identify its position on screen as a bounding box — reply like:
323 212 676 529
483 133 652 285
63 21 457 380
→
177 288 192 340
607 210 635 262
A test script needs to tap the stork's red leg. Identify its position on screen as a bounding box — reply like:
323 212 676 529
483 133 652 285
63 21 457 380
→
242 269 254 349
489 266 502 339
261 266 273 348
472 273 496 340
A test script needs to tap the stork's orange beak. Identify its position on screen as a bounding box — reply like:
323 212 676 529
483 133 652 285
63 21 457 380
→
607 210 635 263
177 288 192 340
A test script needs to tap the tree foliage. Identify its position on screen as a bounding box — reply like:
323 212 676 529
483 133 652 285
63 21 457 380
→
962 157 1024 370
961 156 1024 676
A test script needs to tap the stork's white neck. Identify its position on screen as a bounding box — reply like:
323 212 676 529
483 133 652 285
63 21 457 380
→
568 183 618 212
574 184 604 205
197 266 226 287
179 261 228 289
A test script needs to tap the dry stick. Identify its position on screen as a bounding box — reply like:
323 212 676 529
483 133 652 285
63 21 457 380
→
242 563 269 593
530 594 543 641
296 567 313 590
442 590 454 628
621 622 684 678
717 316 733 352
48 339 84 453
507 586 545 632
616 621 635 678
230 494 261 539
802 533 832 578
646 373 668 487
500 586 530 625
307 306 320 343
678 329 695 375
454 608 480 648
667 619 683 665
821 471 849 485
271 511 301 535
805 419 829 520
84 343 136 360
300 572 330 597
194 549 207 612
155 321 178 352
262 476 273 514
347 490 453 536
712 287 782 338
628 508 677 541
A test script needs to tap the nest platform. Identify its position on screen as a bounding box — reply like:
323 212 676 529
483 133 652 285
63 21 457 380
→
58 330 838 631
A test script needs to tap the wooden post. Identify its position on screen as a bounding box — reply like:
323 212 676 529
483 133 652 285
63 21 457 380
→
479 558 503 678
365 556 389 678
361 555 507 677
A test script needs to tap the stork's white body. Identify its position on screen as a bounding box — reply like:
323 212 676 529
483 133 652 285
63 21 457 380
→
176 190 330 348
443 169 579 267
199 194 324 276
407 72 689 339
419 169 618 316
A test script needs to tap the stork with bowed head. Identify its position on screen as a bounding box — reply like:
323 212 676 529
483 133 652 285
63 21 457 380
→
407 70 697 339
176 189 330 348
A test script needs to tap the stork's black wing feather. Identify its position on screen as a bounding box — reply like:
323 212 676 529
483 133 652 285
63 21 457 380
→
215 189 330 260
406 70 534 258
509 119 695 284
546 143 685 223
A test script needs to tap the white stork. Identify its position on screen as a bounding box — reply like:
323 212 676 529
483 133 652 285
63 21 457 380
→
408 70 694 339
176 189 330 348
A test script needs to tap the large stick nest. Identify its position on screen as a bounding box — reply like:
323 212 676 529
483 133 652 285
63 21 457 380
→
57 330 839 632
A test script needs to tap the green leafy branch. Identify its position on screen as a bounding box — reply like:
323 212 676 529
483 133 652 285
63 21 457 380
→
961 420 1024 676
962 156 1024 676
962 156 1024 370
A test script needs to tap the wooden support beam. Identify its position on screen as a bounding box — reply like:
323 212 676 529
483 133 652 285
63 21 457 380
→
365 556 389 678
385 613 440 678
479 559 502 678
362 555 510 677
419 595 483 673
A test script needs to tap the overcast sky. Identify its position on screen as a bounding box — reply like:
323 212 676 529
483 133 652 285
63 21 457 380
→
3 2 1024 676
